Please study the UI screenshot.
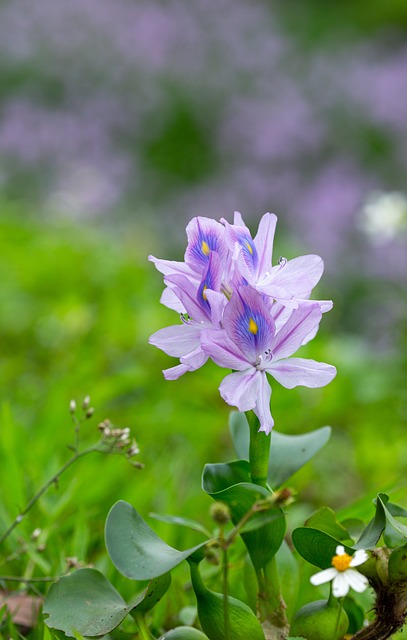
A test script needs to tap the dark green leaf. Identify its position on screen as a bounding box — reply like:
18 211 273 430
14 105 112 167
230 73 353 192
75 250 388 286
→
202 461 285 569
305 507 352 542
354 495 386 550
378 493 407 541
229 412 331 488
292 527 354 569
105 501 209 580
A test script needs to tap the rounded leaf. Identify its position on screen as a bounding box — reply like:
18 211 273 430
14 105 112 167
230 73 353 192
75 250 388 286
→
105 501 209 580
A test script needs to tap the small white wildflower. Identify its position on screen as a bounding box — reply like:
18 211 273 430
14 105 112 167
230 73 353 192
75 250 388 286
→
310 545 369 598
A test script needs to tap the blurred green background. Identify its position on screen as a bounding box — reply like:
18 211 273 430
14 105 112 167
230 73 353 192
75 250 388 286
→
0 0 406 635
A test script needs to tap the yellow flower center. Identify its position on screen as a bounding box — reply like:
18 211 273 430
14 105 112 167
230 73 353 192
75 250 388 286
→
248 318 258 334
201 240 210 256
332 553 352 572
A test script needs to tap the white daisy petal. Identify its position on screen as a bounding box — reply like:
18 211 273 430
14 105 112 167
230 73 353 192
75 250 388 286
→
332 572 350 598
350 549 368 567
345 569 369 593
310 567 337 586
335 545 345 555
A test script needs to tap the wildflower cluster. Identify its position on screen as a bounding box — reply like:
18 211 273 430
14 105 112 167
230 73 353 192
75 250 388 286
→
150 212 336 433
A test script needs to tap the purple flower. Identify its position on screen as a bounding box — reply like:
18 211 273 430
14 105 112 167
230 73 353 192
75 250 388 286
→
201 286 336 433
222 212 332 310
149 252 225 379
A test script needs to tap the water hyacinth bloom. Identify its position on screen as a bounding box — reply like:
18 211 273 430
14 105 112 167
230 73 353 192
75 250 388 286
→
310 546 369 598
149 212 336 432
201 286 336 433
222 211 331 309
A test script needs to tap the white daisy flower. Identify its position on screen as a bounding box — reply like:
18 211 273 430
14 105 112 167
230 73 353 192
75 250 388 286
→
310 545 369 598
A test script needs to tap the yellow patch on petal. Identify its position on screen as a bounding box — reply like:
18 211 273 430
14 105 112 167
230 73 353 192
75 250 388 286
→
201 240 210 256
202 285 208 301
248 318 258 334
246 241 253 255
332 553 352 572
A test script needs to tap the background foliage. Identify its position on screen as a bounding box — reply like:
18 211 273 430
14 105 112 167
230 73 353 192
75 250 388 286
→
0 0 406 637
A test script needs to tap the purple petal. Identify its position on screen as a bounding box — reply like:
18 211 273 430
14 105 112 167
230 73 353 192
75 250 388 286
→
163 363 190 380
253 212 278 279
222 214 259 277
255 373 274 434
149 324 201 357
149 255 199 280
160 286 185 313
165 274 209 323
180 347 208 371
185 217 227 271
201 329 248 371
223 286 275 362
197 251 222 313
267 358 337 389
268 255 324 298
270 304 322 360
219 369 261 412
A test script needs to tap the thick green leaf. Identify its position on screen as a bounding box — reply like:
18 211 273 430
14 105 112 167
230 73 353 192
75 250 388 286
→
202 461 286 569
44 568 140 637
378 493 407 541
149 513 212 538
385 500 407 518
229 412 331 488
134 572 172 614
305 507 352 542
105 501 209 580
354 495 386 550
292 527 354 569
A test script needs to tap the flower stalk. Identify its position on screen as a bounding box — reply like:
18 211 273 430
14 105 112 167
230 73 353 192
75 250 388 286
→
247 411 270 489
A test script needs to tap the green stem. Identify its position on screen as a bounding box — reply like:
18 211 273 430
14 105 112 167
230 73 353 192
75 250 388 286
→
134 613 154 640
246 411 270 489
0 445 98 546
259 556 288 629
222 546 230 640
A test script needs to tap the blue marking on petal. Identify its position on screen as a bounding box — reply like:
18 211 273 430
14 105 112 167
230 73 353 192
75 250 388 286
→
236 231 258 271
231 294 272 359
188 220 223 268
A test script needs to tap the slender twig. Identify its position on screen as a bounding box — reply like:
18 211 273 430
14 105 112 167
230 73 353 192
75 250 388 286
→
0 444 98 546
0 575 58 583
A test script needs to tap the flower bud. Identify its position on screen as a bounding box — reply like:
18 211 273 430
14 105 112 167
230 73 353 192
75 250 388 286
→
290 600 348 640
209 502 231 525
69 400 77 414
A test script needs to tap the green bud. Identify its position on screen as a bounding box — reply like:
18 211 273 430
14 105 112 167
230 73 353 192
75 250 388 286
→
209 502 231 525
159 626 209 639
389 543 407 582
188 559 265 640
290 600 348 640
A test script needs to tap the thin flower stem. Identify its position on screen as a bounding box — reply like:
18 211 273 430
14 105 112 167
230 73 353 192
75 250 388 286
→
0 575 58 582
246 411 270 489
333 596 343 640
0 445 98 547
